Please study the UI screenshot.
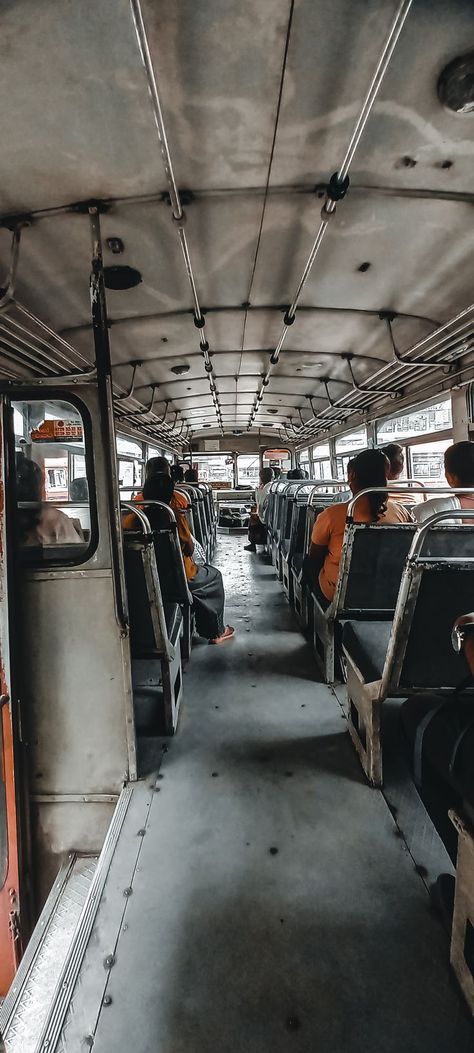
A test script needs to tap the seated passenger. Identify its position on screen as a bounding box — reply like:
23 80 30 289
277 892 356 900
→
306 449 413 605
413 441 474 524
170 463 185 484
286 467 306 480
244 466 274 553
70 476 89 502
381 442 418 504
184 467 198 483
122 456 187 528
135 473 235 645
16 453 83 545
381 442 404 482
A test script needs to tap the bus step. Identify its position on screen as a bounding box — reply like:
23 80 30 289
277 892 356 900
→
0 854 98 1053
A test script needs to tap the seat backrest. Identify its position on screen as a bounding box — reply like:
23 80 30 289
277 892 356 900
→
390 562 474 691
339 524 474 615
139 501 191 606
123 536 169 658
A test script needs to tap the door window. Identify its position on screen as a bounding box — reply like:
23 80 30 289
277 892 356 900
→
13 398 96 564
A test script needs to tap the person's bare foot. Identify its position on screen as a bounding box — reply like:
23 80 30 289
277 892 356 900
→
209 625 235 645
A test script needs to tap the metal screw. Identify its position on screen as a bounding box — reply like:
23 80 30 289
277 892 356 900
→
103 994 113 1007
104 953 116 969
123 887 133 897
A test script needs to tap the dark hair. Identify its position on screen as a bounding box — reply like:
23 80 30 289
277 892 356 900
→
444 442 474 486
273 466 282 478
70 477 88 502
16 453 42 542
171 463 184 483
288 467 305 480
260 467 274 485
184 468 198 483
381 443 404 479
145 456 171 480
143 473 174 528
350 449 389 521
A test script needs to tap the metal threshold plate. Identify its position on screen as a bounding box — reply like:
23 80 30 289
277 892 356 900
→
0 855 98 1053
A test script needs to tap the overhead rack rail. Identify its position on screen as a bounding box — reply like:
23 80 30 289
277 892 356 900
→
248 0 415 433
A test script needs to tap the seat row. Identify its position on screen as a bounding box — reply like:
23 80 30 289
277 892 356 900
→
122 483 217 740
268 479 474 1014
265 480 474 786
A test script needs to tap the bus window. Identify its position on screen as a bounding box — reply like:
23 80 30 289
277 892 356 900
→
335 428 367 479
12 398 96 564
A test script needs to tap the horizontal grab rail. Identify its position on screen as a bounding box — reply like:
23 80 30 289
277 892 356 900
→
408 507 474 562
347 486 474 519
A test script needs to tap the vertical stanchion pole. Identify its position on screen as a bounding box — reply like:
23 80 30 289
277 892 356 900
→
89 206 128 634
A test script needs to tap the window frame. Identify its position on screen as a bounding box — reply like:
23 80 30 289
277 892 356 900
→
11 388 99 568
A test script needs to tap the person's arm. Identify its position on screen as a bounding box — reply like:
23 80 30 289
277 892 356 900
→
303 509 331 581
177 509 195 556
308 541 327 576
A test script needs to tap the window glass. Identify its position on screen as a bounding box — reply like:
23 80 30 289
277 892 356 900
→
376 398 452 443
117 436 142 458
313 459 332 481
146 444 162 460
335 427 367 454
312 442 330 459
237 455 258 488
13 399 94 563
194 455 233 488
407 438 452 485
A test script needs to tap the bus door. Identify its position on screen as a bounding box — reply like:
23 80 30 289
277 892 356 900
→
0 397 23 995
1 383 135 936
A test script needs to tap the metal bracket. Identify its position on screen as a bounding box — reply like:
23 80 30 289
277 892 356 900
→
342 351 402 398
115 361 141 401
0 224 27 308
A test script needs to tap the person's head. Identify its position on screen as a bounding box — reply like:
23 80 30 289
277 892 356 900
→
70 477 89 502
142 473 174 527
145 456 171 482
273 466 282 479
15 453 43 543
348 449 389 521
184 467 198 483
16 452 42 502
260 467 274 485
444 442 474 488
289 467 305 480
381 443 404 481
170 463 184 484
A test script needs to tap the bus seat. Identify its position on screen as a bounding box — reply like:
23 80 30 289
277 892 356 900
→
343 553 474 787
341 620 393 683
124 535 184 735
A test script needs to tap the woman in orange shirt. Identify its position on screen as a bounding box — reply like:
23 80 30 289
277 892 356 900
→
307 449 413 605
128 472 234 645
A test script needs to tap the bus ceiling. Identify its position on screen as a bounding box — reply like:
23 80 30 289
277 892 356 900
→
0 2 472 448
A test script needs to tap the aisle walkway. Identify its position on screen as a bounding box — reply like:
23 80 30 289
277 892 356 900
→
95 537 472 1052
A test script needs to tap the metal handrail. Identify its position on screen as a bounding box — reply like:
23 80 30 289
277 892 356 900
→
407 508 474 562
120 501 152 534
308 480 348 506
347 486 474 520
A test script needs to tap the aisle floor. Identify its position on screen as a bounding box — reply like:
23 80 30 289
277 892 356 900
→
95 536 473 1052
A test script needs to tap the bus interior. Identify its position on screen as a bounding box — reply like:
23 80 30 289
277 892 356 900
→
0 1 474 1050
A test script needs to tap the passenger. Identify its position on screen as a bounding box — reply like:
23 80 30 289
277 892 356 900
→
273 466 282 479
306 449 413 605
140 473 235 645
381 442 417 505
16 453 83 545
184 467 199 483
413 441 474 523
122 456 187 528
381 442 405 481
287 467 306 480
244 466 274 553
170 463 185 484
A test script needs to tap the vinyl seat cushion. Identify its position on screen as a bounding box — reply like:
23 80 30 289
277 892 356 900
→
341 620 393 682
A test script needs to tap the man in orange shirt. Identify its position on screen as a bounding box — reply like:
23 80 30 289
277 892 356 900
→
307 449 413 605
